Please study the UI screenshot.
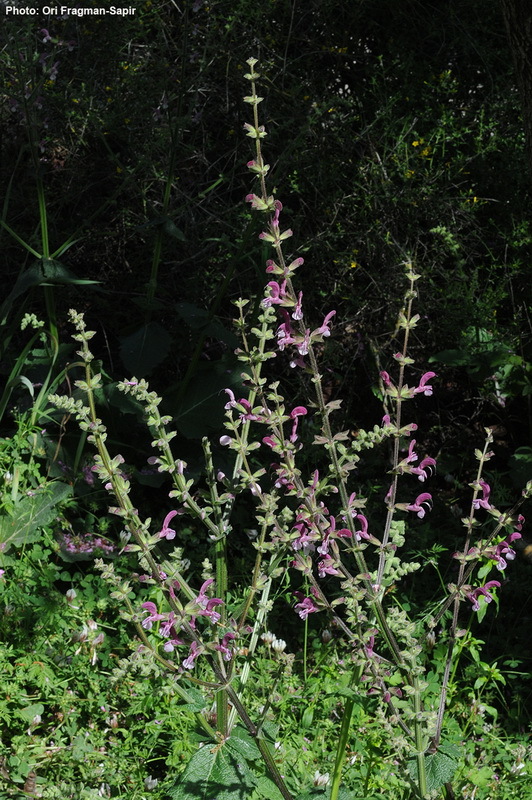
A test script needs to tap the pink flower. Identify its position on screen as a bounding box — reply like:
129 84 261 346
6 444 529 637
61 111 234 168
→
354 514 371 541
292 291 303 320
492 532 521 570
406 493 433 519
413 372 436 396
276 310 296 351
473 480 492 511
291 521 317 554
411 456 437 482
214 632 236 661
163 638 183 652
296 330 311 356
141 602 166 630
182 641 203 670
224 388 236 409
466 581 500 612
158 510 178 540
289 406 307 442
315 310 336 338
317 516 352 555
294 591 319 619
317 555 341 578
272 199 282 229
263 280 288 307
194 579 223 623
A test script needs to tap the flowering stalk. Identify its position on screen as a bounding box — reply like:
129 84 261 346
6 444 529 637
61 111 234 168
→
242 58 433 797
430 430 526 750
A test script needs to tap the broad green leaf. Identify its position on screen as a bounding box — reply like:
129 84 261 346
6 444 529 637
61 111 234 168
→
0 482 72 554
119 322 173 376
175 302 239 348
255 776 285 800
40 258 99 285
225 725 261 760
428 349 470 366
18 703 44 722
167 741 256 800
173 355 245 439
407 749 458 792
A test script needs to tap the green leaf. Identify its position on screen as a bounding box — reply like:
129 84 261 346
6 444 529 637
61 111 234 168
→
255 776 285 800
176 687 208 714
175 302 239 348
18 703 44 722
407 749 458 792
295 789 355 800
0 482 72 554
226 726 261 761
119 322 173 376
40 258 99 285
135 215 186 240
428 349 470 367
167 741 256 800
172 355 245 439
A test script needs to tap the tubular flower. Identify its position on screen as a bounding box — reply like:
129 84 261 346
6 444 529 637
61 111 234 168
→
405 492 433 519
141 602 166 630
412 456 437 482
158 510 178 540
491 532 522 570
466 581 500 612
262 280 288 308
182 641 203 670
293 591 319 619
289 406 308 442
473 480 492 510
317 516 352 555
317 554 341 578
314 310 336 338
413 372 436 396
214 632 236 661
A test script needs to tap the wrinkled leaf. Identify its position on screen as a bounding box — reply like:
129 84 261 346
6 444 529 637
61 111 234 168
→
407 746 458 792
167 741 256 800
0 482 72 554
255 776 285 800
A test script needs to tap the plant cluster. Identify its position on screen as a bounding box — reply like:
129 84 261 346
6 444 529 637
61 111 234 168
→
27 59 531 800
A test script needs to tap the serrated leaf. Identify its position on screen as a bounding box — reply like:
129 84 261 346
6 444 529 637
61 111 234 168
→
255 776 285 800
167 742 256 800
407 750 458 792
0 482 72 553
176 686 207 714
226 725 261 760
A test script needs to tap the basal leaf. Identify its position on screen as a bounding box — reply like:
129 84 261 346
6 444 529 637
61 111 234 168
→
167 742 256 800
0 482 72 553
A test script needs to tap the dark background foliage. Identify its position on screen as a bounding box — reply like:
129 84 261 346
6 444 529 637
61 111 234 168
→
1 0 531 747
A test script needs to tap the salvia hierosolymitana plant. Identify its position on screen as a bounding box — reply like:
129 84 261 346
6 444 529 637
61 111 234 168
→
49 58 531 800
